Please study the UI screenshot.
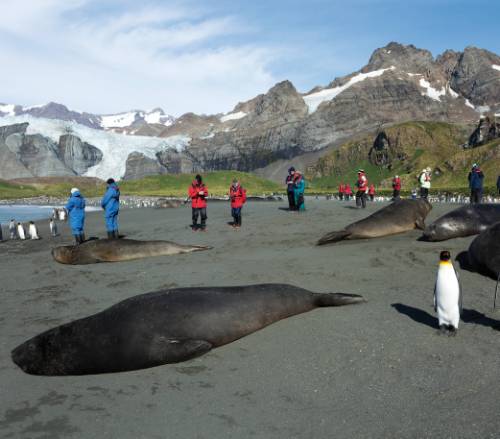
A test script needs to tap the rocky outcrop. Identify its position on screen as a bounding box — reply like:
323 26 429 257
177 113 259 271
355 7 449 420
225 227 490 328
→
467 116 500 147
58 134 103 174
123 152 167 180
156 149 193 174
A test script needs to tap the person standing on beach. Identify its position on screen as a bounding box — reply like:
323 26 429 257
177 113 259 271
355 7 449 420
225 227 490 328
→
418 167 431 199
9 219 16 239
229 178 246 228
286 167 296 210
66 188 86 244
468 163 484 204
355 169 368 208
293 171 306 211
368 183 375 201
188 174 209 231
392 175 401 200
344 183 352 201
338 183 345 200
101 178 120 239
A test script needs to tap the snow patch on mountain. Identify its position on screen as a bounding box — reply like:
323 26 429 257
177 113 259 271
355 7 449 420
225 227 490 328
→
303 66 396 113
220 111 247 123
419 78 446 101
100 112 138 129
0 115 190 180
0 104 16 116
492 64 500 71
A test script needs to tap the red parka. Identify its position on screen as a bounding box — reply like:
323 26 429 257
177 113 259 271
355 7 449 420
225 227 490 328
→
230 184 246 208
188 182 209 208
345 184 353 195
357 172 368 192
392 177 401 191
368 184 375 195
338 184 345 193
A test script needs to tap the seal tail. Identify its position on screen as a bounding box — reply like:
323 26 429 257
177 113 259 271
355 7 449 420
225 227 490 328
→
316 230 350 245
315 293 366 307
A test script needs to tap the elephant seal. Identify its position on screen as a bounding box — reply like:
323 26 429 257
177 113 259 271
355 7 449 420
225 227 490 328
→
11 283 366 375
317 198 432 245
422 204 500 241
52 238 211 265
457 223 500 280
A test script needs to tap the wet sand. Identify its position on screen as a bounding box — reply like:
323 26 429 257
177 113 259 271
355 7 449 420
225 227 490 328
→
1 200 499 439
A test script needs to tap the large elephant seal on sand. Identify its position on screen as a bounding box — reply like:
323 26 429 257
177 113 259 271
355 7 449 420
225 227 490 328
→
457 223 500 280
317 199 432 245
11 284 365 375
52 239 211 264
422 204 500 241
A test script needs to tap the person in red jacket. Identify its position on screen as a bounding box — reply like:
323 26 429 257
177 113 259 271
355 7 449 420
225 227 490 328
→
368 183 375 201
188 174 208 231
338 183 345 200
229 178 247 228
392 175 401 200
355 169 368 208
344 183 352 201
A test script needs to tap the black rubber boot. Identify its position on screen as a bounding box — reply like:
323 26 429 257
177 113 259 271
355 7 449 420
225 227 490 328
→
107 231 114 239
113 230 119 239
74 235 80 245
80 233 85 243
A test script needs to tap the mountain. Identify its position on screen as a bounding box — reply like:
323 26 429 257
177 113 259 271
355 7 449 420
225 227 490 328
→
0 102 175 132
1 42 499 181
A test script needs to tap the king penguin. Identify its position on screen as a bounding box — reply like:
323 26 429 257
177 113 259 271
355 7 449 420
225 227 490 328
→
434 250 461 335
17 223 26 240
28 221 40 240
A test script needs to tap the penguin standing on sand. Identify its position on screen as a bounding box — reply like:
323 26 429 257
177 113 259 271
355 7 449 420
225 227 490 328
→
28 221 40 240
434 250 461 335
17 223 26 240
49 218 58 237
9 220 16 239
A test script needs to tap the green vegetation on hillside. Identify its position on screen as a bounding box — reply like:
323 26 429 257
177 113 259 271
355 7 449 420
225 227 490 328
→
306 121 500 194
0 172 282 200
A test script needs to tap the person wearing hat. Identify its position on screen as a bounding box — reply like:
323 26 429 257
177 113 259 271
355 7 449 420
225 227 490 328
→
285 167 296 210
65 187 86 244
229 178 247 228
355 169 368 208
418 167 431 199
188 174 209 231
293 170 306 211
468 163 484 204
101 178 121 239
392 175 401 200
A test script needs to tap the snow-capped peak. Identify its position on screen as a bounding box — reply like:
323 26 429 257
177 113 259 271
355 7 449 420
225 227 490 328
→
303 66 396 113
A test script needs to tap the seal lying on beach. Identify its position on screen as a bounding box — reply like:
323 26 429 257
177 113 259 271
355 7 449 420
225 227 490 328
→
11 284 365 375
52 238 211 265
317 199 432 245
422 204 500 241
457 223 500 280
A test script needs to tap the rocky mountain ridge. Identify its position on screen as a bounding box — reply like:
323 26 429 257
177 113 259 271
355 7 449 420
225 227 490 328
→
1 42 499 181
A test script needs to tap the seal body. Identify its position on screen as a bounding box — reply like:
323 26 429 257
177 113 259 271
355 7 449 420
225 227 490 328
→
434 261 461 329
52 238 212 265
466 223 500 279
11 284 365 375
422 204 500 241
317 199 432 245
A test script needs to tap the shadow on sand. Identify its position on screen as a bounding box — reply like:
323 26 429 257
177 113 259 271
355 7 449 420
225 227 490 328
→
391 303 500 331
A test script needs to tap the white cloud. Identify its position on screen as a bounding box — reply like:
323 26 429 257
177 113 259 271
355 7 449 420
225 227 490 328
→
0 0 277 116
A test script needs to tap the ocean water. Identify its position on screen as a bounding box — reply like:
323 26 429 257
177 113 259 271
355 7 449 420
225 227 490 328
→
0 205 56 225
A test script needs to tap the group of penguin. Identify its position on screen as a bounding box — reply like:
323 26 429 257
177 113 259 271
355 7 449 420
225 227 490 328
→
0 218 58 242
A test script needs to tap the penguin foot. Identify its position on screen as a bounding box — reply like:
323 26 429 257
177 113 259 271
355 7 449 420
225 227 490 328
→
437 325 448 335
447 326 458 337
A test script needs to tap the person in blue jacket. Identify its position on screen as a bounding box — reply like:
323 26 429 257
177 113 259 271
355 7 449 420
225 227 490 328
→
65 187 86 244
293 171 306 211
101 178 120 239
468 163 484 204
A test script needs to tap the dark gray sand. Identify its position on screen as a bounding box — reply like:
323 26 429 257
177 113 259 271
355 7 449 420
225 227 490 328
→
1 200 499 439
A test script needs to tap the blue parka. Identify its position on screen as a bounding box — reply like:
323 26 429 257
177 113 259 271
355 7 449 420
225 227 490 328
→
65 191 86 234
101 183 120 217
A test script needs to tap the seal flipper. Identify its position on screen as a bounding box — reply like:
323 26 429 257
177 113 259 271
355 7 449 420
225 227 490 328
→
415 217 426 230
149 337 213 364
316 230 351 245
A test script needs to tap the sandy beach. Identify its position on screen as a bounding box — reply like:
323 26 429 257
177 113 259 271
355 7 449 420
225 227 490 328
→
1 199 499 439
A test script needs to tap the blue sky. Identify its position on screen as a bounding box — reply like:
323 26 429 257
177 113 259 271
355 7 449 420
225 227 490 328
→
0 0 498 116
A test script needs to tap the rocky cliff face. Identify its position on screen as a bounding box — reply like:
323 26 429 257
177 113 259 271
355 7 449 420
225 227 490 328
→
468 116 500 147
123 152 167 180
0 123 103 179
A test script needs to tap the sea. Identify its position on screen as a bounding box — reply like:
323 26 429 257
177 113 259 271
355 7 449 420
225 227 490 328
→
0 205 56 224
